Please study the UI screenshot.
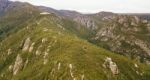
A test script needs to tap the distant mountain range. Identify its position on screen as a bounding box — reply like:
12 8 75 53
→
0 0 150 80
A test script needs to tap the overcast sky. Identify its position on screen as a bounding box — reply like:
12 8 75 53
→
10 0 150 13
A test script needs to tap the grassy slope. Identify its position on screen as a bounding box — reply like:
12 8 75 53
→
0 14 149 80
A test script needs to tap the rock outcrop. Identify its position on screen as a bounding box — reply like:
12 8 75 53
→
35 44 43 56
103 57 119 75
135 39 150 56
7 48 12 55
74 16 97 30
29 42 35 52
43 49 49 65
69 64 76 79
13 54 23 75
8 65 13 72
42 38 47 43
22 38 31 51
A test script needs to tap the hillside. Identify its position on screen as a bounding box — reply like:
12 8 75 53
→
0 0 150 80
39 6 150 63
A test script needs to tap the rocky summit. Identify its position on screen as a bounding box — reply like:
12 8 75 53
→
0 0 150 80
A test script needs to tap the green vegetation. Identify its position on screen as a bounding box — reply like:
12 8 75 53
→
0 1 149 80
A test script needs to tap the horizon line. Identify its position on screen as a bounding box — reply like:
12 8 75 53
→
10 0 150 14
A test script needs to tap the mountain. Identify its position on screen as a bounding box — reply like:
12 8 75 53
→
87 14 150 63
39 6 150 63
0 0 150 80
0 0 39 40
123 13 150 21
38 6 82 18
0 0 10 14
79 14 150 63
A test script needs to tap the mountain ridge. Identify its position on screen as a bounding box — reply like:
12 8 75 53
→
0 0 150 80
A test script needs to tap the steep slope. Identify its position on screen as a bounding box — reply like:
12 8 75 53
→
53 10 150 63
0 11 150 80
41 8 150 63
0 1 150 80
88 14 150 63
0 0 40 40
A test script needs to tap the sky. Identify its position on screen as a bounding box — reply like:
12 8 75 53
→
10 0 150 13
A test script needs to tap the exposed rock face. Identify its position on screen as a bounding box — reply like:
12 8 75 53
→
134 64 138 68
74 16 97 30
1 1 150 79
57 62 61 70
117 15 141 30
95 25 115 40
81 74 85 80
109 61 119 75
13 54 23 75
43 49 49 65
29 42 35 52
91 14 150 62
103 57 119 75
35 6 150 63
22 38 31 51
102 16 116 21
130 16 140 27
69 64 76 79
142 20 148 23
42 38 47 43
36 45 42 56
7 48 12 55
8 65 13 72
134 16 140 23
118 17 126 24
135 39 150 56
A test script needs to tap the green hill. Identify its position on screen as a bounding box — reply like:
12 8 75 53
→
0 0 150 80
